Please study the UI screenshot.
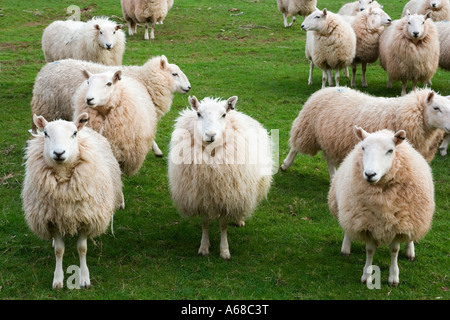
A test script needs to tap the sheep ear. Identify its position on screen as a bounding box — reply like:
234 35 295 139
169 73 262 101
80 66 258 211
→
424 11 432 20
112 70 122 84
160 55 168 70
115 24 122 30
226 96 238 112
75 113 89 131
393 130 406 146
354 126 369 141
188 96 199 111
323 8 327 16
368 6 373 14
95 24 100 31
81 69 92 80
33 114 48 131
426 91 435 104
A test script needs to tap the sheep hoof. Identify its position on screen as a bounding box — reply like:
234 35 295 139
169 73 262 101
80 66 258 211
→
154 152 164 158
234 220 245 227
198 246 209 256
341 251 350 257
80 280 91 289
439 148 447 156
52 280 63 290
280 164 287 172
388 279 399 287
220 250 231 260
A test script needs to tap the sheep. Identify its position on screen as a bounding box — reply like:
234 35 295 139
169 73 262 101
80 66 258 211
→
280 87 450 179
41 16 126 66
379 10 440 96
402 0 450 21
168 96 273 260
349 6 392 87
30 55 191 156
328 127 435 286
22 113 124 289
302 8 357 88
436 21 450 70
438 96 450 155
338 0 381 16
121 0 173 40
72 70 157 176
276 0 317 28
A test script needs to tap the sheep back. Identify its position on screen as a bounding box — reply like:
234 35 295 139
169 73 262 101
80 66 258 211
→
436 21 450 70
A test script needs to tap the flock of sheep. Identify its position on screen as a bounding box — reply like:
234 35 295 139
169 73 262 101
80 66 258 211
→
19 0 449 290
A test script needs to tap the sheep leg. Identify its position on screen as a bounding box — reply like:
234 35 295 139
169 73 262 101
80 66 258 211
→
152 140 163 157
361 239 377 284
327 69 333 87
351 63 357 87
411 81 417 92
439 134 450 156
52 231 65 289
77 231 91 288
283 13 296 28
126 21 134 36
198 216 210 256
387 77 392 89
321 70 327 89
335 68 340 87
341 232 352 256
361 62 367 87
405 240 415 261
388 240 400 286
325 157 336 180
401 81 407 96
150 23 155 40
280 149 298 171
144 23 149 40
219 216 231 260
308 62 314 86
344 67 349 79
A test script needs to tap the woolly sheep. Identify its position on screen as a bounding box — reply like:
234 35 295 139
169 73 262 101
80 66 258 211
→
168 96 273 260
22 113 124 289
30 55 191 156
439 96 450 155
42 17 126 66
280 87 450 178
436 21 450 70
72 70 157 176
302 8 357 88
276 0 317 28
402 0 450 21
338 0 381 16
121 0 173 40
379 10 440 96
349 6 392 87
328 127 434 286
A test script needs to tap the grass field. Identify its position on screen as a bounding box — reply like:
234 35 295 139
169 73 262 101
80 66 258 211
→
0 0 448 300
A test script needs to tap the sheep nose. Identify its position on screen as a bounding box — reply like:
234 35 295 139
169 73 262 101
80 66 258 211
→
365 171 377 180
106 44 112 49
53 150 66 159
387 19 392 22
432 3 436 7
413 31 419 37
86 98 94 105
205 133 216 142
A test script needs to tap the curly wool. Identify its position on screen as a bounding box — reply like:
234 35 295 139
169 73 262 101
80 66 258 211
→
436 21 450 70
402 0 450 21
22 127 123 240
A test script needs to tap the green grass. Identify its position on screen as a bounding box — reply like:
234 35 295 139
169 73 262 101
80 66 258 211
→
0 0 448 300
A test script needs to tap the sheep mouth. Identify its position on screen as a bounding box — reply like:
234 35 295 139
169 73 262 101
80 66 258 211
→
182 88 191 93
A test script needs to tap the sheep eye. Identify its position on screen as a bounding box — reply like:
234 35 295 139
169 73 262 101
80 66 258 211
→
197 112 201 118
172 73 178 76
361 146 365 151
100 31 103 35
72 131 77 138
386 149 393 155
433 107 441 112
222 113 226 118
315 15 320 18
106 82 112 86
44 131 49 138
87 81 89 85
408 22 411 25
113 31 116 34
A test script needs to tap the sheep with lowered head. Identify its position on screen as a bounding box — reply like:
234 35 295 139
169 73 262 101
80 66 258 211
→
22 113 124 289
30 55 191 156
42 16 125 66
281 87 450 178
168 96 273 260
338 0 381 16
436 21 450 71
302 8 356 88
379 10 440 96
402 0 450 21
72 69 157 176
276 0 317 28
328 127 435 286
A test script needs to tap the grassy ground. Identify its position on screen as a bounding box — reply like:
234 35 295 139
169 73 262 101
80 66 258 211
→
0 0 448 300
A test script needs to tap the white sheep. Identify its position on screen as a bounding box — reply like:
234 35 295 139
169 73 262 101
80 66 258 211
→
72 70 157 176
30 55 191 156
302 8 356 88
338 0 381 16
349 6 392 87
402 0 450 21
379 10 440 96
22 113 124 289
439 96 450 156
280 87 450 179
328 127 435 286
276 0 317 28
41 16 126 66
121 0 173 40
168 96 273 260
436 21 450 70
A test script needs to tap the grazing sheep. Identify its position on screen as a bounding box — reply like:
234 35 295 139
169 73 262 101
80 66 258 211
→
338 0 381 16
349 6 392 87
302 8 357 88
30 55 191 156
402 0 450 21
436 21 450 70
281 87 450 178
439 133 450 155
72 70 157 176
379 10 440 96
121 0 173 40
276 0 317 28
22 113 124 289
42 17 126 66
328 127 435 286
168 96 273 260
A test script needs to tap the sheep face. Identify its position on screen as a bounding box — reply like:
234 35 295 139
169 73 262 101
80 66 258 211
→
369 7 392 26
359 0 375 12
94 23 122 50
169 63 191 94
405 11 429 40
354 127 406 184
33 113 89 166
425 92 450 134
189 96 238 144
301 8 327 32
430 0 443 9
82 70 122 108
